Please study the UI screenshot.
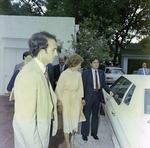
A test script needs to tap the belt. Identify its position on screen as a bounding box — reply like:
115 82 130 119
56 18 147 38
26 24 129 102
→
93 89 100 92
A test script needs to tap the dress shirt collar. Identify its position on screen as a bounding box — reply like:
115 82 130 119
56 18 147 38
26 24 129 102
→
91 68 98 72
34 58 46 73
60 64 65 69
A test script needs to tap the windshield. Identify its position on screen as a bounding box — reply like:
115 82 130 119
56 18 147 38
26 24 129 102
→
144 89 150 114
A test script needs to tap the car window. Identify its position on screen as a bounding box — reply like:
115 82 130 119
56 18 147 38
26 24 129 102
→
111 69 125 74
144 89 150 114
111 76 131 105
105 68 111 73
124 84 136 105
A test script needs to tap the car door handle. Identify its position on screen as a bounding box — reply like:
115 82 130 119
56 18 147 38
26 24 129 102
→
147 119 150 123
111 111 115 116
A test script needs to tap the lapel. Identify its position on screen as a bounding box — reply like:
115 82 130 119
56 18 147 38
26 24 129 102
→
32 59 49 91
89 69 94 88
57 64 60 74
64 64 68 70
98 69 102 86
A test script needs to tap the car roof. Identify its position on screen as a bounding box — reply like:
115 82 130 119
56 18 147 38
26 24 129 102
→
122 75 150 88
105 67 123 70
120 75 150 117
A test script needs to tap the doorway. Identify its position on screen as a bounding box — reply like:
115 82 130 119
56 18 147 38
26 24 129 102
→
4 48 28 94
128 59 150 74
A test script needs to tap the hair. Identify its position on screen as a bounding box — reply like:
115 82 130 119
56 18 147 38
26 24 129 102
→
23 51 30 60
67 53 84 68
23 55 33 66
90 56 100 63
28 31 57 57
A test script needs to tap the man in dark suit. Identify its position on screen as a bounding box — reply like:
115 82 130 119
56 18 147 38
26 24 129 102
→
13 51 30 73
54 55 68 89
81 56 114 141
47 64 54 90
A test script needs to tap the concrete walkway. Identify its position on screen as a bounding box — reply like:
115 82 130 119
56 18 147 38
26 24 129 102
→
0 95 115 148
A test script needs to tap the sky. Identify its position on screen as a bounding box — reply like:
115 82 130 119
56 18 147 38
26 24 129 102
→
131 37 139 43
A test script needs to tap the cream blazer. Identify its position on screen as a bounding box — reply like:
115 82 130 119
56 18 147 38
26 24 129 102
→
13 59 58 148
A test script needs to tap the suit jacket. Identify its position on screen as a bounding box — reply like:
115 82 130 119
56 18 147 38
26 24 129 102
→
7 70 20 91
47 64 54 90
82 69 111 106
13 59 58 148
14 61 24 73
137 68 150 75
54 64 68 82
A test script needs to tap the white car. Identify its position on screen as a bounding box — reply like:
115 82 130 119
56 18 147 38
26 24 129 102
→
104 67 125 85
102 75 150 148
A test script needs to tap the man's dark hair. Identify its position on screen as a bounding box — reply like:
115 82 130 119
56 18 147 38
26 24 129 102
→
23 51 30 60
28 31 57 57
90 56 100 63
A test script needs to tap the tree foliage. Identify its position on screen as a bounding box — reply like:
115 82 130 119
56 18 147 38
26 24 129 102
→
139 35 150 53
19 0 46 15
110 0 150 64
67 16 114 69
44 0 150 65
1 0 150 66
0 0 14 15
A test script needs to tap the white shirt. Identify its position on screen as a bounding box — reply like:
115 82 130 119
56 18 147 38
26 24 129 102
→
91 68 100 89
34 58 46 73
143 68 147 75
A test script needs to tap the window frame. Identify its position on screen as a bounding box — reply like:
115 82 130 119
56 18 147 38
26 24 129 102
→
124 84 136 106
110 76 132 105
144 89 150 115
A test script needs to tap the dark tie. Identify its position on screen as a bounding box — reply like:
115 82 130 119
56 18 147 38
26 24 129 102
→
44 70 54 120
95 70 98 92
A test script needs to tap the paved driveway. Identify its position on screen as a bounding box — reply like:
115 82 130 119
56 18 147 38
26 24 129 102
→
0 95 114 148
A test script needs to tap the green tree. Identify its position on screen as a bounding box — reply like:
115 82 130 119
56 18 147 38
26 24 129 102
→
44 0 150 66
110 0 150 65
67 16 114 70
139 35 150 53
10 0 46 16
0 0 14 14
1 0 150 67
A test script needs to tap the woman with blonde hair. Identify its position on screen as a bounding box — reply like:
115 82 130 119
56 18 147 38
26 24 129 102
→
55 53 86 148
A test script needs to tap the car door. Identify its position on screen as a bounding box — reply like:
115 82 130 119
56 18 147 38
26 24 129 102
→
103 76 132 148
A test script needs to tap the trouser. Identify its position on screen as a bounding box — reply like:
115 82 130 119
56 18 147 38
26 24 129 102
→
81 91 101 136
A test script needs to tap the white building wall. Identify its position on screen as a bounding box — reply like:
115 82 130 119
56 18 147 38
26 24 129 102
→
0 15 78 95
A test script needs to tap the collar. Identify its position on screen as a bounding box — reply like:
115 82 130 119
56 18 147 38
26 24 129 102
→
91 68 98 72
60 64 65 68
34 58 46 73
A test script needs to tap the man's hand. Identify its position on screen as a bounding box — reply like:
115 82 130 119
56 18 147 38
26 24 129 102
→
109 91 114 97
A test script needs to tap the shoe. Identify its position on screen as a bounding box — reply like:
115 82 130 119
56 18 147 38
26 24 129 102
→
82 135 88 141
91 133 99 140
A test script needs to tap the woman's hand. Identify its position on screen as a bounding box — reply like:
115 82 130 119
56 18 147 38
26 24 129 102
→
80 99 86 110
82 99 86 106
